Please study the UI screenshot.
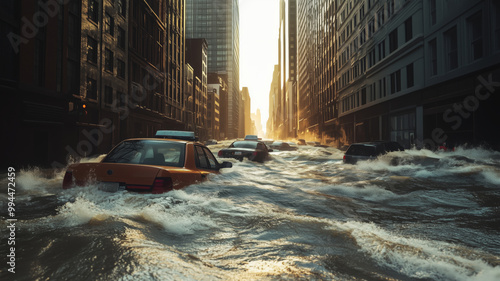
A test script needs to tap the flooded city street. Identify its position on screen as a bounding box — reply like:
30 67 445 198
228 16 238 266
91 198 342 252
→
1 142 500 280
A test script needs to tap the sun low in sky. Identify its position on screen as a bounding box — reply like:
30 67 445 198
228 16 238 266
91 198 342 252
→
239 0 279 136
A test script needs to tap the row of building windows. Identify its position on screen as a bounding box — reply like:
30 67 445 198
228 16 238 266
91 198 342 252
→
340 62 415 114
88 0 127 24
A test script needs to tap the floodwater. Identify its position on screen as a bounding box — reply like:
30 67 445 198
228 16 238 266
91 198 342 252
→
1 141 500 280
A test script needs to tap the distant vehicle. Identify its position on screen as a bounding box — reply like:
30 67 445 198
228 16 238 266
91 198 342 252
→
270 141 298 151
261 139 275 146
62 131 232 193
307 141 328 148
244 135 260 141
218 140 271 162
297 139 307 145
343 141 404 164
204 139 218 145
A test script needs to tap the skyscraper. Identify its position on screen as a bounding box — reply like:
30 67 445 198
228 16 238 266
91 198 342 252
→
186 0 240 139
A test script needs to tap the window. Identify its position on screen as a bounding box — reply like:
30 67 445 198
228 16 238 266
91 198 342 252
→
360 4 365 19
379 77 387 98
368 18 375 37
388 0 395 18
405 17 413 42
88 0 98 23
195 146 218 170
368 48 376 67
467 12 483 61
360 28 366 45
444 26 458 70
117 59 125 78
430 0 437 26
118 27 126 49
117 0 126 17
429 39 437 75
86 77 97 100
378 40 385 61
389 29 398 53
361 87 367 105
87 36 97 63
377 8 385 28
105 13 114 36
105 48 114 72
390 70 401 94
104 86 113 105
406 63 414 88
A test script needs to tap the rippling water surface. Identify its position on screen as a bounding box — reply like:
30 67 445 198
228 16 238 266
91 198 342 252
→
1 142 500 280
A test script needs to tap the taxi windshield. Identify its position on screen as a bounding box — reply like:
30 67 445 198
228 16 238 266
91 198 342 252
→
102 140 186 167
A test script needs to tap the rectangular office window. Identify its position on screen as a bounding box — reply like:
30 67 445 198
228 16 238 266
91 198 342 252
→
360 5 365 19
369 48 376 67
368 18 375 37
104 86 113 105
406 63 414 88
360 28 366 45
86 77 97 100
378 40 385 61
467 12 483 61
379 77 387 98
105 48 114 72
117 0 126 17
361 87 367 105
377 8 385 28
444 26 458 70
88 0 98 23
389 29 398 53
405 17 413 42
430 0 437 26
105 13 114 36
87 36 97 63
118 27 126 49
388 0 395 18
429 39 438 75
390 70 401 94
117 59 125 78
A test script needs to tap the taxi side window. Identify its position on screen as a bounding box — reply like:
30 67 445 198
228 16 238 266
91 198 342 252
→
203 147 218 169
195 146 209 169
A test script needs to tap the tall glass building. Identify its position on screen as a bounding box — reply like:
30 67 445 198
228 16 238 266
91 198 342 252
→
186 0 240 139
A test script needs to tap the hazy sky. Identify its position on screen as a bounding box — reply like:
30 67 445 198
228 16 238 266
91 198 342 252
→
239 0 279 135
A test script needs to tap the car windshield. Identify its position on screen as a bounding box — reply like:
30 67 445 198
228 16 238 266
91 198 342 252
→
346 144 377 157
230 141 258 149
102 140 186 167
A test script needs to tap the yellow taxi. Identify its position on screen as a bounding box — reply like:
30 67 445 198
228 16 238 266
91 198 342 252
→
62 131 232 193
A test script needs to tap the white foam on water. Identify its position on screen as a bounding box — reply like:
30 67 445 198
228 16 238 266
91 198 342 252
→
330 221 500 281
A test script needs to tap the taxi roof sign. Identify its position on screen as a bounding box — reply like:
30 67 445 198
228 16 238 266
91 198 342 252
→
155 130 197 141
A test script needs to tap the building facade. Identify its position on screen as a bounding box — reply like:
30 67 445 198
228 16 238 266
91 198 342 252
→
294 0 500 149
186 0 240 139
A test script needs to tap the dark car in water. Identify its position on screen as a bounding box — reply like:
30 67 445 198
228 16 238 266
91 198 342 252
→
343 141 404 164
270 141 298 151
218 140 271 162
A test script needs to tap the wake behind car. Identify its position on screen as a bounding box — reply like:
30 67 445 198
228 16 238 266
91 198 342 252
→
343 141 404 164
62 131 232 193
218 140 271 162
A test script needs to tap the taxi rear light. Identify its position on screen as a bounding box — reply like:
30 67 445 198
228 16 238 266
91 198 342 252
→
152 177 173 194
218 150 223 157
62 171 73 189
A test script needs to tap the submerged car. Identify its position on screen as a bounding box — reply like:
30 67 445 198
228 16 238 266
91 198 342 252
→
62 131 232 193
218 140 271 162
269 141 298 151
343 141 404 164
